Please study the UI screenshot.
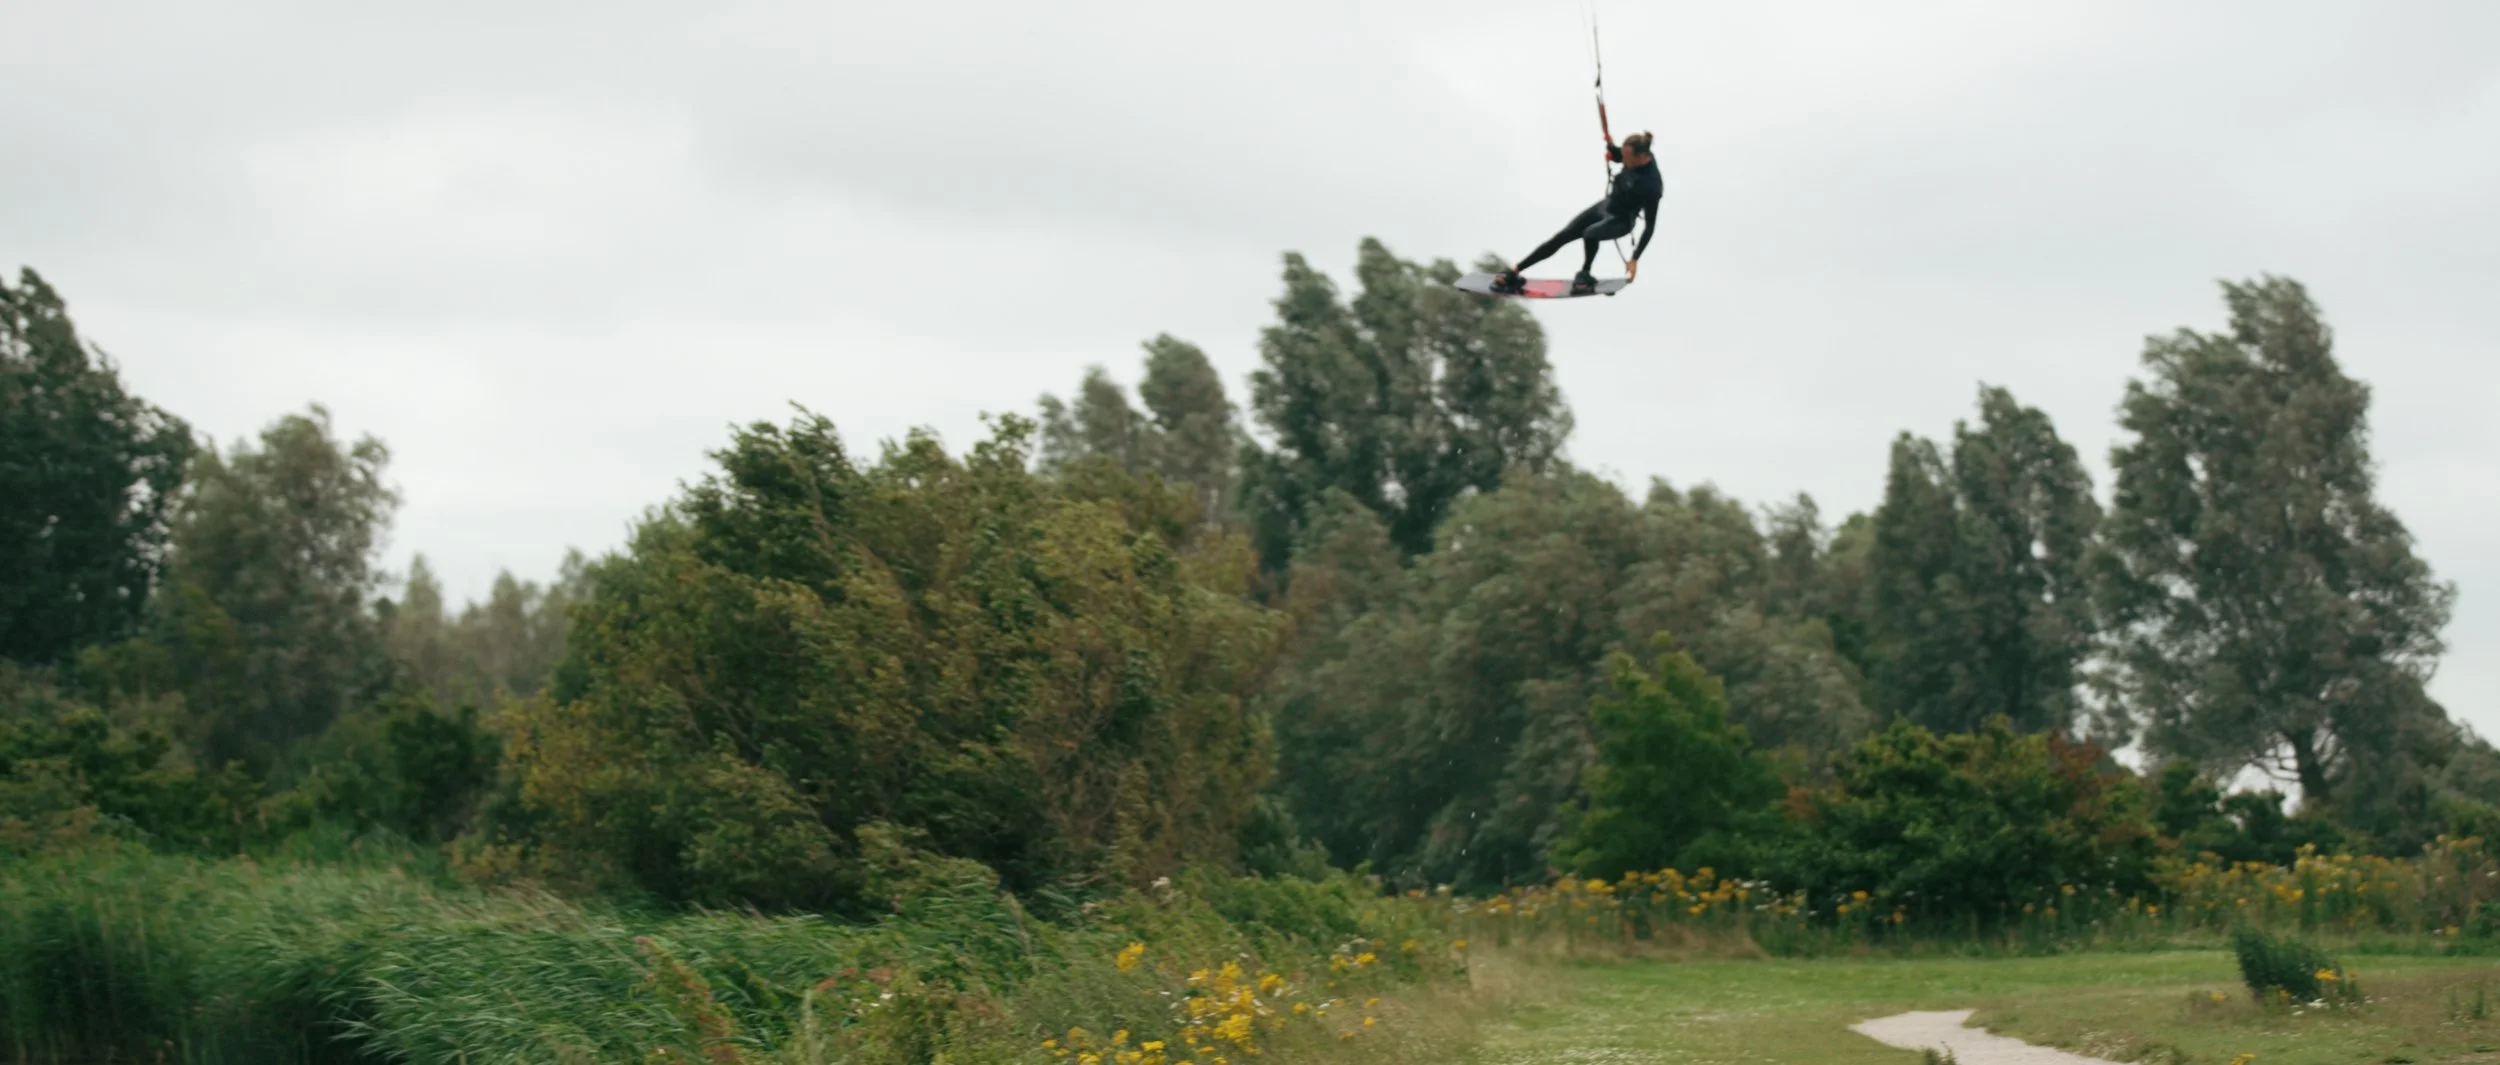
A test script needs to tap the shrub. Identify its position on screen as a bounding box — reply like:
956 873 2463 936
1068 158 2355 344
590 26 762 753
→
1772 717 2158 928
1549 641 1785 880
2230 927 2359 1007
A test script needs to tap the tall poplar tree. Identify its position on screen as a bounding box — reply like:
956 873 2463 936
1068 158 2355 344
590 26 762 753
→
1864 386 2099 735
1239 239 1570 569
2094 277 2454 815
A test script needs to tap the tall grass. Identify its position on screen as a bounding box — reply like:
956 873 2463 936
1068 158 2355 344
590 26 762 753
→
0 844 1464 1065
1444 838 2500 958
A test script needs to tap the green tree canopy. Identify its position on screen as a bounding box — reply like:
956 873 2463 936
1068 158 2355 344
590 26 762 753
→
155 405 399 773
1551 640 1786 880
1 269 196 665
1268 469 1868 891
2093 277 2455 824
487 411 1285 911
1864 385 2100 735
1239 239 1571 569
1038 334 1244 527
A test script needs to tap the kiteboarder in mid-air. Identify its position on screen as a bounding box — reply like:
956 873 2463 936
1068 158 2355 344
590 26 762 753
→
1489 130 1660 296
1449 6 1660 301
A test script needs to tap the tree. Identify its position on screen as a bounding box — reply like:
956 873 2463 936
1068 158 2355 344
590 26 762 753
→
1037 335 1244 527
157 405 399 773
1239 239 1570 569
383 550 587 709
1038 366 1150 475
2094 277 2455 817
1137 335 1242 523
0 269 196 664
1550 641 1785 880
485 411 1285 911
1619 482 1872 760
1864 386 2100 735
1266 470 1870 891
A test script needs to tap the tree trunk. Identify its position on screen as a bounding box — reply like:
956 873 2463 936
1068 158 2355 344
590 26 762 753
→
2286 730 2332 810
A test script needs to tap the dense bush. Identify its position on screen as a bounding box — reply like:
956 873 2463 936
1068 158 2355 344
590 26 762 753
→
2229 927 2357 1006
1774 718 2158 927
0 672 264 856
1550 641 1786 880
466 412 1286 913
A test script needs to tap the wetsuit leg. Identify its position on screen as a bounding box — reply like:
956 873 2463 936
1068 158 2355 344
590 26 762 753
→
1578 212 1636 273
1516 202 1610 273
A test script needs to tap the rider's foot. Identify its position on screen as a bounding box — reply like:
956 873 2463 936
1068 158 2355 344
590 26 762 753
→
1571 270 1597 294
1492 268 1525 293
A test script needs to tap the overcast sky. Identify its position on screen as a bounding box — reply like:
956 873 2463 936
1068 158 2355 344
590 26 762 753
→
7 1 2495 736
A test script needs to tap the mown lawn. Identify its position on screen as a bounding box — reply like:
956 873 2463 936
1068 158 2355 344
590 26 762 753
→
1464 951 2500 1065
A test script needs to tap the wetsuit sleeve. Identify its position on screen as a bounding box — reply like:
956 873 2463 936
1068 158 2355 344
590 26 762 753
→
1632 200 1658 260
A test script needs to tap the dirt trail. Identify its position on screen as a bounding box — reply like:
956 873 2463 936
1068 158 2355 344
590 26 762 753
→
1852 1010 2126 1065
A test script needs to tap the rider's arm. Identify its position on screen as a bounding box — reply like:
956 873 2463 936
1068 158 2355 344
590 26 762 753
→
1632 201 1658 260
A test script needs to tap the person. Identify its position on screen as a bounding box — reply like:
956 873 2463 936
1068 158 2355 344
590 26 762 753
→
1492 130 1661 295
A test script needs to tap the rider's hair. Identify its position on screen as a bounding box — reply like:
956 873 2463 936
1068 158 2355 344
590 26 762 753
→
1622 131 1654 157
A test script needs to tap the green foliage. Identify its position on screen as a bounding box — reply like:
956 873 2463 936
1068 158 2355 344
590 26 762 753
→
2230 926 2357 1006
1270 470 1868 892
145 404 401 775
0 845 1454 1065
1863 386 2099 736
1039 335 1244 534
482 410 1285 911
0 668 264 856
380 551 589 710
1777 718 2157 927
2094 276 2456 825
272 692 501 844
1551 641 1786 880
2149 759 2345 865
0 268 197 666
1238 239 1570 569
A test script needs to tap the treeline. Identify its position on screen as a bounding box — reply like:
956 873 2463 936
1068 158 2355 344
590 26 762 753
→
1025 240 2491 903
3 240 2493 925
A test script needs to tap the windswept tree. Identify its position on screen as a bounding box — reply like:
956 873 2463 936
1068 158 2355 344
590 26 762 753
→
1864 385 2100 735
1239 239 1571 569
156 405 400 773
382 549 589 709
0 269 196 664
489 411 1284 911
1039 335 1244 525
1268 469 1869 891
2094 277 2455 824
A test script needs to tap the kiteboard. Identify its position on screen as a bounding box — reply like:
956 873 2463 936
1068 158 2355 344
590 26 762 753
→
1453 272 1629 299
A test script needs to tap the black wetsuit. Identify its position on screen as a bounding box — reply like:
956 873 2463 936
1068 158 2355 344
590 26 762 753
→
1516 157 1661 278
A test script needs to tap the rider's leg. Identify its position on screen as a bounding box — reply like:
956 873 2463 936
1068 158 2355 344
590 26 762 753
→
1574 212 1637 287
1514 203 1610 276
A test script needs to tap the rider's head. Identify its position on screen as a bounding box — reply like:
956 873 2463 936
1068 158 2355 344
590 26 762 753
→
1621 131 1655 166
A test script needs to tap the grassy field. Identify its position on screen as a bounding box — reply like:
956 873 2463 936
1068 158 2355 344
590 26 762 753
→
1463 951 2500 1065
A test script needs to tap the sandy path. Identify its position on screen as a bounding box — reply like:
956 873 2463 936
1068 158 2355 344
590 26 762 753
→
1852 1009 2128 1065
